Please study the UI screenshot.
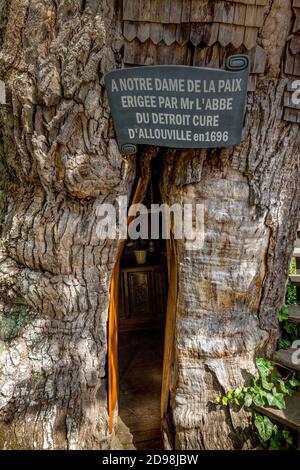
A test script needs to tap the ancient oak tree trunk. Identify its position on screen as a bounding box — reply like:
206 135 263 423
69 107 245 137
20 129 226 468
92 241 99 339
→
160 82 300 449
0 0 135 449
0 0 299 451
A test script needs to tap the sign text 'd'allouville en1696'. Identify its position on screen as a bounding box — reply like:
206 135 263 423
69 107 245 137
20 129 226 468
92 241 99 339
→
105 55 250 155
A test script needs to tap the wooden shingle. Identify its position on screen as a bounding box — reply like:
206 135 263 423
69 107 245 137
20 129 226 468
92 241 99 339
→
158 0 171 23
292 8 300 33
150 0 165 23
137 22 150 43
190 0 213 23
175 23 191 45
181 0 192 23
255 6 265 27
150 23 164 44
163 24 177 46
294 54 300 76
234 4 247 26
137 0 151 22
123 0 137 22
290 35 300 55
193 44 222 68
122 0 268 67
213 1 235 24
225 0 264 4
244 27 258 50
190 22 205 46
124 39 190 66
124 21 137 42
285 49 295 75
245 5 258 27
283 108 300 123
218 24 234 46
169 0 183 24
169 0 192 24
231 25 245 48
203 22 219 46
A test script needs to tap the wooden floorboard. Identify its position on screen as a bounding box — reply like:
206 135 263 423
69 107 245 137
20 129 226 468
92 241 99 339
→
288 304 300 324
119 328 165 450
255 391 300 432
274 348 300 372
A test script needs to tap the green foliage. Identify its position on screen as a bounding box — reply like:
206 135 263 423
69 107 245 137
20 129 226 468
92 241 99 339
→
286 260 297 305
277 338 291 350
211 358 299 449
278 302 298 350
278 305 289 322
213 260 300 450
255 417 295 450
254 413 273 442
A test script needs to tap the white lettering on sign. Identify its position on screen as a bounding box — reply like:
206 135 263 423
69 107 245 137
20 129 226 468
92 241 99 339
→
117 77 240 143
105 63 249 150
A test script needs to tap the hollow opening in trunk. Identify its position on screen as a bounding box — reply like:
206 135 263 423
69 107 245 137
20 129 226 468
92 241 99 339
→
118 156 168 449
108 151 177 450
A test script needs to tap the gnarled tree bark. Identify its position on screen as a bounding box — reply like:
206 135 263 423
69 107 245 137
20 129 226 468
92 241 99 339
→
0 0 135 449
160 81 300 450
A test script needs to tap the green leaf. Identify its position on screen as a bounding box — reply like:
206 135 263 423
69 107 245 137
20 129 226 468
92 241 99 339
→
222 396 228 406
261 377 274 391
233 389 242 398
279 305 289 322
256 358 274 379
267 392 286 410
250 384 262 394
277 379 290 394
283 321 297 336
277 339 291 350
283 430 293 446
269 437 281 450
244 393 253 408
288 377 300 388
253 394 267 407
254 413 274 442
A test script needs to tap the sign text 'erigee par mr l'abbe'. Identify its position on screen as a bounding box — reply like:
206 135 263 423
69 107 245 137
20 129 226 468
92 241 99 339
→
105 55 250 155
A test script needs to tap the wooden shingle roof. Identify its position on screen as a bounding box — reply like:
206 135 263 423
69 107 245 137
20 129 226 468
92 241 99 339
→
123 0 267 50
123 1 268 93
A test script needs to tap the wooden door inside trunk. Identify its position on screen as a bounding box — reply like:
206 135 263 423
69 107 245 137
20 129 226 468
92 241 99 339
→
119 263 168 331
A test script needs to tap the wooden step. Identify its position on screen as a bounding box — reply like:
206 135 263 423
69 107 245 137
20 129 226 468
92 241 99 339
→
255 391 300 432
289 275 300 286
288 305 300 324
293 248 300 258
274 348 300 372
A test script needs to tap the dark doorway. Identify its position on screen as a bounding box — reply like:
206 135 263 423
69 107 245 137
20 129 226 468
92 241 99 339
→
118 159 168 450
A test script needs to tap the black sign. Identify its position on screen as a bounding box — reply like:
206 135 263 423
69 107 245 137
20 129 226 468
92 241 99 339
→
105 55 249 155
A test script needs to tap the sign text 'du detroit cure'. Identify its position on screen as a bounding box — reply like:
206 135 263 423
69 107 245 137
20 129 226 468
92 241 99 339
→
105 59 249 154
